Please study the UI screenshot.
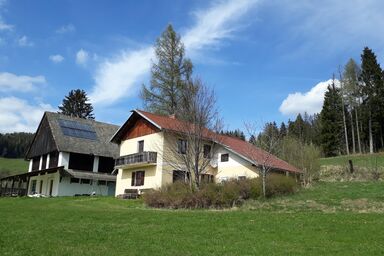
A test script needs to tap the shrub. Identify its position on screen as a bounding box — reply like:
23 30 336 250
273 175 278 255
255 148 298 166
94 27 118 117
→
143 174 298 209
265 174 297 197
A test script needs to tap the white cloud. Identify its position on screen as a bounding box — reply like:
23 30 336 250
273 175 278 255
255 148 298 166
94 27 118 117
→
76 49 89 66
18 35 33 47
90 47 153 105
89 0 259 106
279 79 340 116
56 24 75 34
0 72 46 92
0 20 12 31
183 0 259 54
49 54 64 63
0 97 54 133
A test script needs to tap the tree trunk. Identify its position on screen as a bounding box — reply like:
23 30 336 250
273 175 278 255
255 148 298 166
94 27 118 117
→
369 113 374 154
262 168 266 198
342 103 350 155
349 111 356 154
355 108 362 154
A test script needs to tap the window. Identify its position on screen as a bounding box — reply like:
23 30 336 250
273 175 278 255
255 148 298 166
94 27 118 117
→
80 179 91 184
238 176 246 181
131 171 145 186
203 145 211 158
39 180 43 193
177 139 187 154
30 180 37 194
97 180 106 186
70 178 80 183
200 174 214 183
172 170 190 183
221 153 229 162
138 140 144 153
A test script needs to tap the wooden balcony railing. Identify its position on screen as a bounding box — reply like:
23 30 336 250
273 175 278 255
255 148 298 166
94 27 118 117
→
115 151 157 167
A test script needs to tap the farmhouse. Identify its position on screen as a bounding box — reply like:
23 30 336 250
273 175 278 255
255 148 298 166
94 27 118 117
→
0 112 119 197
111 110 301 196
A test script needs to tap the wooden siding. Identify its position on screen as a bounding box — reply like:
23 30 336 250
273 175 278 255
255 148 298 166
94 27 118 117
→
123 118 159 140
26 116 57 159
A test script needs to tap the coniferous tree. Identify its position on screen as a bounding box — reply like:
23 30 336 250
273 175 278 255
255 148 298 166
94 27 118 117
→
360 47 384 153
58 89 94 119
279 122 287 138
141 24 193 115
320 80 343 156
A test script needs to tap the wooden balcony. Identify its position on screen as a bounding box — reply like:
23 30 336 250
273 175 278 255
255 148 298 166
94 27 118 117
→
115 151 157 169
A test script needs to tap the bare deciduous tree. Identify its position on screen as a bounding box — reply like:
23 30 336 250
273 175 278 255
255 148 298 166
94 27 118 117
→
160 79 222 190
245 122 282 197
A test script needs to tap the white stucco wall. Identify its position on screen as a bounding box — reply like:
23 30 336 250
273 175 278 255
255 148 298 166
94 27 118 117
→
58 152 69 169
115 132 164 196
58 177 109 196
215 147 259 181
28 171 60 196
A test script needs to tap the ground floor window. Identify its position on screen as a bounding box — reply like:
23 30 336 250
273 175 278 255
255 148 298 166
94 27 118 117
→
97 180 106 186
131 171 145 186
173 170 191 183
30 180 37 194
70 178 80 183
200 174 214 183
238 176 246 180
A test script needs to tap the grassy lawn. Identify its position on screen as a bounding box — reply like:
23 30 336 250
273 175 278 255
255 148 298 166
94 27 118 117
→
0 157 28 177
1 182 383 255
319 152 384 167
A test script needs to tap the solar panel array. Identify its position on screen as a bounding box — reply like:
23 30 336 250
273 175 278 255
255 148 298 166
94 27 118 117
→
58 119 98 140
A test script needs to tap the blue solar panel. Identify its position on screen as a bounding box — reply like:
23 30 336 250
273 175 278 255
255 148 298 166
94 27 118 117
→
58 119 98 140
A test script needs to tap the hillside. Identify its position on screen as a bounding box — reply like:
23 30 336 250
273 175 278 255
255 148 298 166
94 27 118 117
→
320 153 384 167
0 157 28 178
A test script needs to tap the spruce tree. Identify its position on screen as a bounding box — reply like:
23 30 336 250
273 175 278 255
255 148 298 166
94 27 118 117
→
360 47 384 153
320 81 343 156
58 89 94 119
141 24 193 115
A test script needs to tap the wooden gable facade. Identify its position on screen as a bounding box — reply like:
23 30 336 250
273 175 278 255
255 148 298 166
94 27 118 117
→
112 112 160 144
26 114 57 160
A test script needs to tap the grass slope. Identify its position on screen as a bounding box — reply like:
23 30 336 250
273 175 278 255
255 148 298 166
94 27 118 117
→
0 157 28 177
320 153 384 167
1 182 383 255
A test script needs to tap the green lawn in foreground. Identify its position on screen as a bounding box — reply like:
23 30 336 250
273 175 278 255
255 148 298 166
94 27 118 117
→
319 152 384 167
0 157 28 177
0 182 383 256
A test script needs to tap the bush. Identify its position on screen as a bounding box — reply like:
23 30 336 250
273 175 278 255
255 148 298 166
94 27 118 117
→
143 174 298 209
265 174 297 197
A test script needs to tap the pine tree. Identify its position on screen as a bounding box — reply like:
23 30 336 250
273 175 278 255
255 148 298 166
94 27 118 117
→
141 24 193 115
320 80 343 156
58 89 94 119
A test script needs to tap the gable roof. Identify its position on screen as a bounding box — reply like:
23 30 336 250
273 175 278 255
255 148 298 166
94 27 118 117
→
26 112 120 159
112 110 301 173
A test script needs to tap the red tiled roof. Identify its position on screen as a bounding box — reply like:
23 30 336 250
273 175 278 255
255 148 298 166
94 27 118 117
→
135 110 301 173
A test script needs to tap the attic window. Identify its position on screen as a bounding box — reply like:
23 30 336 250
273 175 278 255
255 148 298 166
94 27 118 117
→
221 153 229 162
58 119 98 140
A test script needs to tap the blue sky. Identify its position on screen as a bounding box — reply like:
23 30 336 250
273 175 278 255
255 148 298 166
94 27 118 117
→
1 0 384 133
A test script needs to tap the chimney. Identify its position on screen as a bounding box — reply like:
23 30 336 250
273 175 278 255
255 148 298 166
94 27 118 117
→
169 114 176 119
